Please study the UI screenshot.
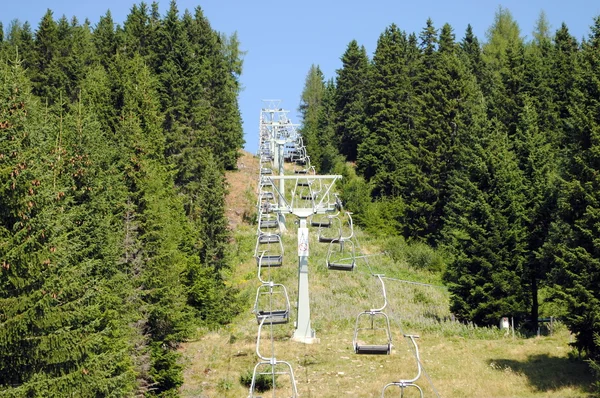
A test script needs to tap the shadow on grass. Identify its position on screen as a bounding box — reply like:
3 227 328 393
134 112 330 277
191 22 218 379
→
488 354 594 393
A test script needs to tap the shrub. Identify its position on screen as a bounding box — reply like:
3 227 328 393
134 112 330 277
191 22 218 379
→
240 369 276 393
405 241 446 273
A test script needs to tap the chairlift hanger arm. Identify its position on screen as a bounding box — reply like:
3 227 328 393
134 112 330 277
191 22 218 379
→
371 274 388 313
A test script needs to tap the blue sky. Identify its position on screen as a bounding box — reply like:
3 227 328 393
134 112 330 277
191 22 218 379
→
2 1 599 153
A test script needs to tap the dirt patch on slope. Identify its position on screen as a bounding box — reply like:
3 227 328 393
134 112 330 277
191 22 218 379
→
224 150 258 231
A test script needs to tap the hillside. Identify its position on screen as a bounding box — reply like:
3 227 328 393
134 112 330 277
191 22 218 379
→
179 150 594 397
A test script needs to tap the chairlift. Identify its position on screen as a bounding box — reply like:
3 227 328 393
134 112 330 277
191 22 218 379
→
252 281 291 325
260 167 273 175
248 317 298 398
311 213 332 228
260 190 274 201
318 215 342 243
260 175 274 187
258 232 280 244
294 158 312 174
381 335 423 397
353 274 392 355
254 235 283 267
258 213 278 229
299 179 321 201
340 212 355 241
326 239 356 271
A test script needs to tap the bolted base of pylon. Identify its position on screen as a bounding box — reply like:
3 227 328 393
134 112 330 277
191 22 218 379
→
291 326 320 344
291 334 320 344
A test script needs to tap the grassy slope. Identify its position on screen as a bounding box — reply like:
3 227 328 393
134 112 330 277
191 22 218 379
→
180 151 594 397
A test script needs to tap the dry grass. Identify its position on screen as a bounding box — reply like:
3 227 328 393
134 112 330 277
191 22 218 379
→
179 151 594 397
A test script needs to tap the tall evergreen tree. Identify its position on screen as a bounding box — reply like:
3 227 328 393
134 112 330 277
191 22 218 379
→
443 122 529 326
460 24 485 84
298 64 326 168
315 79 340 173
334 40 369 161
0 55 138 396
545 16 600 363
357 24 414 195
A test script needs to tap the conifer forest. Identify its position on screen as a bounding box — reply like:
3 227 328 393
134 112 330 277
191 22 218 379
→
0 1 599 396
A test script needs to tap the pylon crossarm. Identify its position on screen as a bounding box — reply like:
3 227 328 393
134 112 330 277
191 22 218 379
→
265 175 342 215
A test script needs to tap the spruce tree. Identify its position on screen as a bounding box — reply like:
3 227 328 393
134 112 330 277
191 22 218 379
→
358 24 414 195
298 64 326 168
315 79 340 173
334 40 369 161
443 122 529 326
545 16 600 362
0 55 138 396
460 24 484 83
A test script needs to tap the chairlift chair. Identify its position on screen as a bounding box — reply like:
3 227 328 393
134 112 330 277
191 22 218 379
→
326 238 356 271
294 158 312 174
353 275 392 355
299 179 320 201
254 235 284 267
258 212 278 229
248 317 298 398
252 281 291 325
259 190 274 201
318 215 342 243
381 335 424 398
310 213 332 228
258 232 281 244
257 212 280 243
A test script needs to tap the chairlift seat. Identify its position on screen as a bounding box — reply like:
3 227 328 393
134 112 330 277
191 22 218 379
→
260 168 272 175
258 233 280 244
256 310 289 325
256 254 283 267
355 344 391 355
259 219 278 229
327 260 355 271
311 219 331 228
301 193 316 201
260 191 274 200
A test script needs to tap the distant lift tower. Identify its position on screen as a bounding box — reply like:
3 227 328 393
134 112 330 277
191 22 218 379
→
265 174 341 344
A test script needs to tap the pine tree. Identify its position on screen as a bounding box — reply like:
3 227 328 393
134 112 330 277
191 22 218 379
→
115 54 197 394
334 40 369 161
513 96 559 332
401 21 485 243
298 64 326 167
545 16 600 362
31 9 59 100
315 79 340 173
443 122 529 326
0 55 138 396
460 25 484 84
358 24 414 195
93 10 119 69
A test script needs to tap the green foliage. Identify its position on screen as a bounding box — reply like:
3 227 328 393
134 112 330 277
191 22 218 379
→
0 2 244 394
334 40 369 161
385 237 446 273
239 370 276 393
